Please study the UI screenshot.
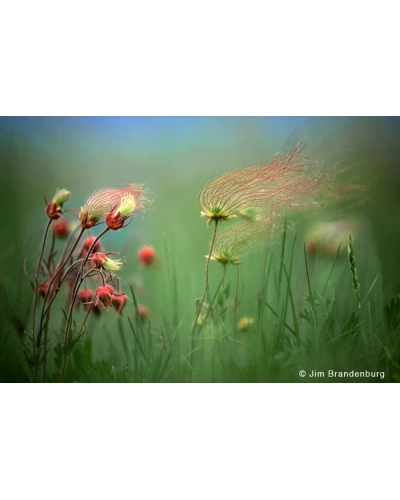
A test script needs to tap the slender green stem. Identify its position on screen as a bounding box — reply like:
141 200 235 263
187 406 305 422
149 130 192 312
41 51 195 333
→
41 260 84 317
59 351 69 383
233 265 240 335
62 228 108 347
190 220 219 366
71 228 109 300
257 242 269 331
75 302 94 340
42 309 50 382
36 227 85 348
32 219 52 348
46 230 56 273
277 219 287 305
65 268 105 346
192 220 219 331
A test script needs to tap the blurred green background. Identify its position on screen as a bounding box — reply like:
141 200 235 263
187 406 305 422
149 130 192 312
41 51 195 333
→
1 116 399 381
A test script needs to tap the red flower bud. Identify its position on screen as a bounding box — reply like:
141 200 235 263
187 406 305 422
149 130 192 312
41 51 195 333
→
111 293 128 315
94 285 114 309
138 246 156 266
77 289 95 310
91 252 107 268
105 210 129 231
138 304 149 321
93 285 127 312
46 201 62 220
53 219 70 238
45 189 70 220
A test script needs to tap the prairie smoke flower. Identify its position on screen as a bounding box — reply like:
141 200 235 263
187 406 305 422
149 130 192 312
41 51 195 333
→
93 285 127 311
208 217 275 266
105 194 136 230
78 184 149 229
77 289 95 310
111 293 128 315
91 252 123 272
77 289 102 315
46 188 71 220
94 285 114 309
198 139 329 227
138 246 156 266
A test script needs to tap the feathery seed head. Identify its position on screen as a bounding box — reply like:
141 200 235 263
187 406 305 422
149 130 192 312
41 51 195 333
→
118 194 136 217
79 184 149 229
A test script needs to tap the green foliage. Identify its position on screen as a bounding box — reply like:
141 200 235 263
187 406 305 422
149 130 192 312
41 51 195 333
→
1 226 398 383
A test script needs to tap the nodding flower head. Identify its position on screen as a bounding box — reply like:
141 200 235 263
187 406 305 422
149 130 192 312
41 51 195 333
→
77 289 95 310
78 184 150 229
93 285 128 311
46 188 71 220
91 252 123 272
105 194 136 230
111 293 128 315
